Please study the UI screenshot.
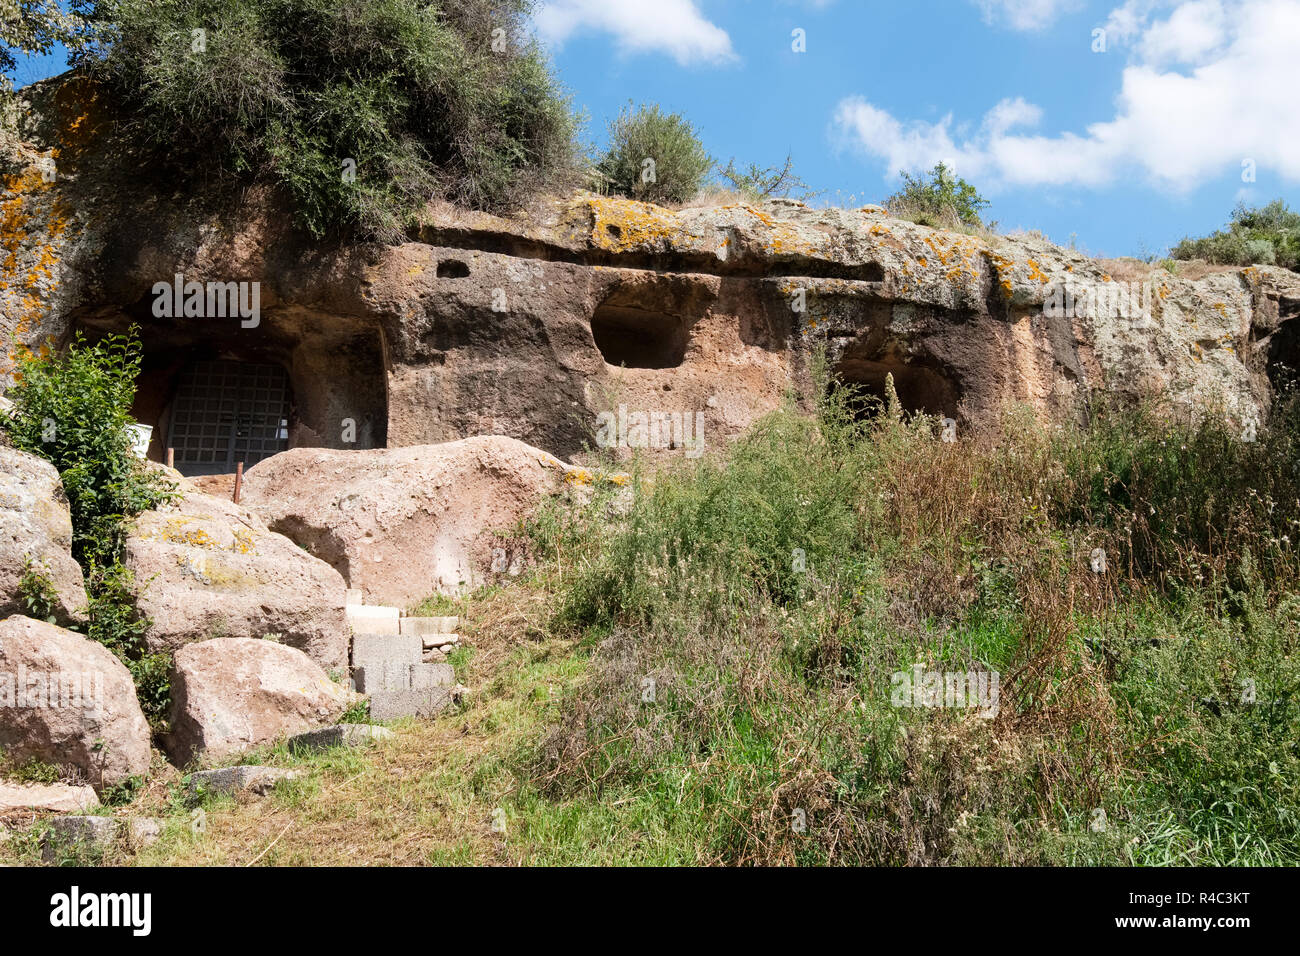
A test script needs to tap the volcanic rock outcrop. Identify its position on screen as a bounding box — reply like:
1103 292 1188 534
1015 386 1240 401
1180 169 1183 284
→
240 435 592 606
4 74 1299 469
0 446 87 625
122 472 350 673
0 615 151 790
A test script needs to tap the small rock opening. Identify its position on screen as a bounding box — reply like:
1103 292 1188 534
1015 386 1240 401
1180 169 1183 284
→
832 356 961 420
1267 307 1300 395
591 303 688 369
437 259 470 279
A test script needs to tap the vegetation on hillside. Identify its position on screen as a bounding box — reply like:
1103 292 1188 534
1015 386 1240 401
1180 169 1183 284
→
594 101 713 205
71 0 578 241
0 0 90 106
33 373 1297 867
3 331 175 725
717 154 816 202
1172 200 1300 272
885 161 990 229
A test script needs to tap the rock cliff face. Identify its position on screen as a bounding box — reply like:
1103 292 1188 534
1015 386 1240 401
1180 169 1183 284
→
5 75 1299 470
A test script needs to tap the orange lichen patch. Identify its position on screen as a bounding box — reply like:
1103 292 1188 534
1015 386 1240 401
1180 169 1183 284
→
580 194 696 253
563 467 629 487
1212 302 1229 318
1026 259 1050 284
231 527 257 555
2 166 76 375
156 519 219 549
916 256 927 268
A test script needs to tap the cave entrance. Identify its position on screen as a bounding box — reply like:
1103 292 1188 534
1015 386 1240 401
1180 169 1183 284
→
165 360 292 476
832 357 961 420
1267 310 1299 395
591 304 688 369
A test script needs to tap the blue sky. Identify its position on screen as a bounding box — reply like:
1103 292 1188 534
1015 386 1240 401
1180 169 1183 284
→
10 0 1300 258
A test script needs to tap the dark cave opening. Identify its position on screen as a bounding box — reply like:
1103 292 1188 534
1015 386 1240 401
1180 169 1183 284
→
591 303 689 369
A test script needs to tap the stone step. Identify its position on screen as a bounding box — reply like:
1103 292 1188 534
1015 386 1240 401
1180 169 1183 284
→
346 604 402 636
288 724 393 753
41 816 163 862
186 766 300 799
345 589 364 606
368 685 456 722
346 604 400 620
399 616 459 636
355 661 454 694
421 633 460 650
352 633 423 670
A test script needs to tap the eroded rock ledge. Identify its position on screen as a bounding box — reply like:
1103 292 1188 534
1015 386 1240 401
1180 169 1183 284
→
5 74 1299 470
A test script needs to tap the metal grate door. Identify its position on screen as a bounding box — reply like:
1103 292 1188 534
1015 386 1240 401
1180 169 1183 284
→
166 361 291 476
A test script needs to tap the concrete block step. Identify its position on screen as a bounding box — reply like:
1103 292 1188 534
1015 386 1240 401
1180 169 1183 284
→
345 589 364 606
368 685 456 721
355 661 455 694
288 724 393 753
411 661 455 690
346 604 401 636
399 616 459 636
352 633 423 669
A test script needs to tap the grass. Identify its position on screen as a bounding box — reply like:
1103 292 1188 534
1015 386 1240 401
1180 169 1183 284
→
3 379 1297 867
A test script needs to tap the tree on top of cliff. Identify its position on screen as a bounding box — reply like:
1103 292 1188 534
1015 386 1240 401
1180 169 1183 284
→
1 0 93 104
74 0 578 241
594 102 713 206
885 162 990 230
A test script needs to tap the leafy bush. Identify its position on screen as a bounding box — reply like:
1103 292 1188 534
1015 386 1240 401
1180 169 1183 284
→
1171 200 1300 271
717 154 815 202
594 102 712 205
1 0 91 102
16 557 61 623
77 0 578 240
885 161 989 228
2 331 174 725
3 330 172 570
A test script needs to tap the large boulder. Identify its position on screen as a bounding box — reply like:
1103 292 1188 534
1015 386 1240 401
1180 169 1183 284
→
0 616 151 790
163 637 350 767
122 478 349 673
241 436 588 606
0 447 87 625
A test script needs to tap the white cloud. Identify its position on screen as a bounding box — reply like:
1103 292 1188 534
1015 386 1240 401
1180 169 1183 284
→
972 0 1085 30
835 0 1300 191
534 0 736 66
1136 0 1228 62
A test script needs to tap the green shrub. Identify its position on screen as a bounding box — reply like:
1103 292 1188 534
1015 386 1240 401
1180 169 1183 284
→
2 330 175 725
1172 199 1300 271
78 0 578 240
885 161 989 228
16 557 61 623
594 102 712 205
3 330 172 571
717 154 815 202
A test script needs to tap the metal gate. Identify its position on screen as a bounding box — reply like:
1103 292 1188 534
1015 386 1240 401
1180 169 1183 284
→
166 360 291 476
